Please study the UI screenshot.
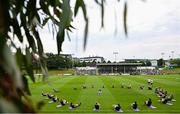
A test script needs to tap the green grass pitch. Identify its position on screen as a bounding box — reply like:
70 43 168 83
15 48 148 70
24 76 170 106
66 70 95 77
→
29 75 180 113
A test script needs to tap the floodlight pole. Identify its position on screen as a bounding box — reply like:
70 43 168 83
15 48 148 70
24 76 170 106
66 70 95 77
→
113 52 118 62
171 51 174 59
71 54 74 69
124 66 125 74
161 52 164 59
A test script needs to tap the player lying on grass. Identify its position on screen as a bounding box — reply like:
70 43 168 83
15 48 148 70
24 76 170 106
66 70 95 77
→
160 94 176 102
112 104 123 112
41 92 50 99
56 99 68 108
159 96 175 106
93 102 100 112
127 84 132 89
148 85 153 90
41 92 48 97
121 84 125 88
155 87 160 94
69 102 81 109
167 94 176 102
144 98 156 108
98 89 102 96
147 79 153 85
139 86 144 90
47 94 55 99
82 85 87 89
156 87 168 98
102 85 105 88
131 101 140 112
155 87 175 105
42 93 59 102
49 96 59 103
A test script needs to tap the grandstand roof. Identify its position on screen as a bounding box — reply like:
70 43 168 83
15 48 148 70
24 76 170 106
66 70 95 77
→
79 56 104 59
97 63 142 66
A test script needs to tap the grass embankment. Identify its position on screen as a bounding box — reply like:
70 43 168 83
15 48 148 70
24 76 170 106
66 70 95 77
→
160 68 180 74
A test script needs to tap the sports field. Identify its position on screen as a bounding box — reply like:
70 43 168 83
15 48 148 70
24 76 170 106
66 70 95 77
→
29 75 180 113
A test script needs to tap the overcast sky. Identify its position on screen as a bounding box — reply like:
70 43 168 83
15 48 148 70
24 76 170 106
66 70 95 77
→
39 0 180 61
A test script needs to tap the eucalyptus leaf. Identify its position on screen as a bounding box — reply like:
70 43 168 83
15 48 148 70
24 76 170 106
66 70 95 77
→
22 75 31 95
83 19 89 50
123 1 128 36
56 29 65 54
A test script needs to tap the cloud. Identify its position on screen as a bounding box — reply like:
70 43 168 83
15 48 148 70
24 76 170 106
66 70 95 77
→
128 0 180 33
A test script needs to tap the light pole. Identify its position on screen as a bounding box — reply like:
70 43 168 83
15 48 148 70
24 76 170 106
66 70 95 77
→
113 52 118 62
171 51 174 59
71 54 74 69
161 52 165 67
161 52 164 59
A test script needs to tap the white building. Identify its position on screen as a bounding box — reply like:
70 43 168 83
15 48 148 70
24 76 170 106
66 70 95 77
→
79 56 104 63
75 67 97 75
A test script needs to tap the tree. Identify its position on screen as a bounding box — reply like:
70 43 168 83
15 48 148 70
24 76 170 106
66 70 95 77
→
158 59 165 67
74 61 83 67
82 61 87 67
0 0 128 112
145 60 152 66
46 53 73 69
139 61 146 66
170 59 180 67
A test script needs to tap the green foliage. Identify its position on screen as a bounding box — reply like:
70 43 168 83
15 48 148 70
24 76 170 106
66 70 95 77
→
95 0 105 28
82 61 87 67
45 53 101 69
170 59 180 67
145 60 152 66
74 0 88 50
158 59 165 67
46 53 72 69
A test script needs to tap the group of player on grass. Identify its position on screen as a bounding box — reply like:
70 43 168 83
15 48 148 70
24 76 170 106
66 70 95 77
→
155 87 176 105
147 79 176 105
93 99 155 112
80 84 132 89
40 78 176 112
93 102 123 112
42 93 67 107
79 80 152 90
41 92 159 112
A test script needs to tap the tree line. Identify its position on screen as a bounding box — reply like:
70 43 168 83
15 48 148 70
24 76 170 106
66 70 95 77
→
44 53 96 70
44 54 180 70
